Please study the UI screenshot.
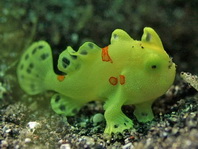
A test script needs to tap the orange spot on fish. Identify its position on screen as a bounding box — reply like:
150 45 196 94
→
57 75 65 82
102 46 113 63
109 77 118 85
119 75 125 85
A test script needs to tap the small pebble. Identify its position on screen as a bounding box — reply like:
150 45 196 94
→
60 144 71 149
93 113 104 125
24 138 31 143
27 121 41 133
1 140 8 148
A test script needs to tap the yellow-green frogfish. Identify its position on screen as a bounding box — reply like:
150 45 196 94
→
17 27 176 134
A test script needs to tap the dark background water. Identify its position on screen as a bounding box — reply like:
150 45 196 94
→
1 0 198 74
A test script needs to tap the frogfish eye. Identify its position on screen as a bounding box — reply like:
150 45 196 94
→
144 54 161 72
151 65 157 69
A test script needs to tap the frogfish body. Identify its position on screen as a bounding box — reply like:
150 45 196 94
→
17 27 176 134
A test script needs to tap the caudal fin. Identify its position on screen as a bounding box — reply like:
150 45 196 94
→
17 41 54 95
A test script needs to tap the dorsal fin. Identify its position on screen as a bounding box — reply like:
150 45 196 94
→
110 29 134 44
57 42 101 74
141 27 164 50
78 42 101 58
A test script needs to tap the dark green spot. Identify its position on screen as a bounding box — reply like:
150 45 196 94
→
88 43 94 49
41 53 49 60
80 51 87 55
70 55 77 59
27 68 31 74
62 63 67 69
55 95 60 103
25 54 29 60
59 105 66 111
114 125 119 128
38 45 44 49
32 48 37 54
62 57 70 65
62 57 70 68
124 123 127 126
113 34 118 39
29 63 34 69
